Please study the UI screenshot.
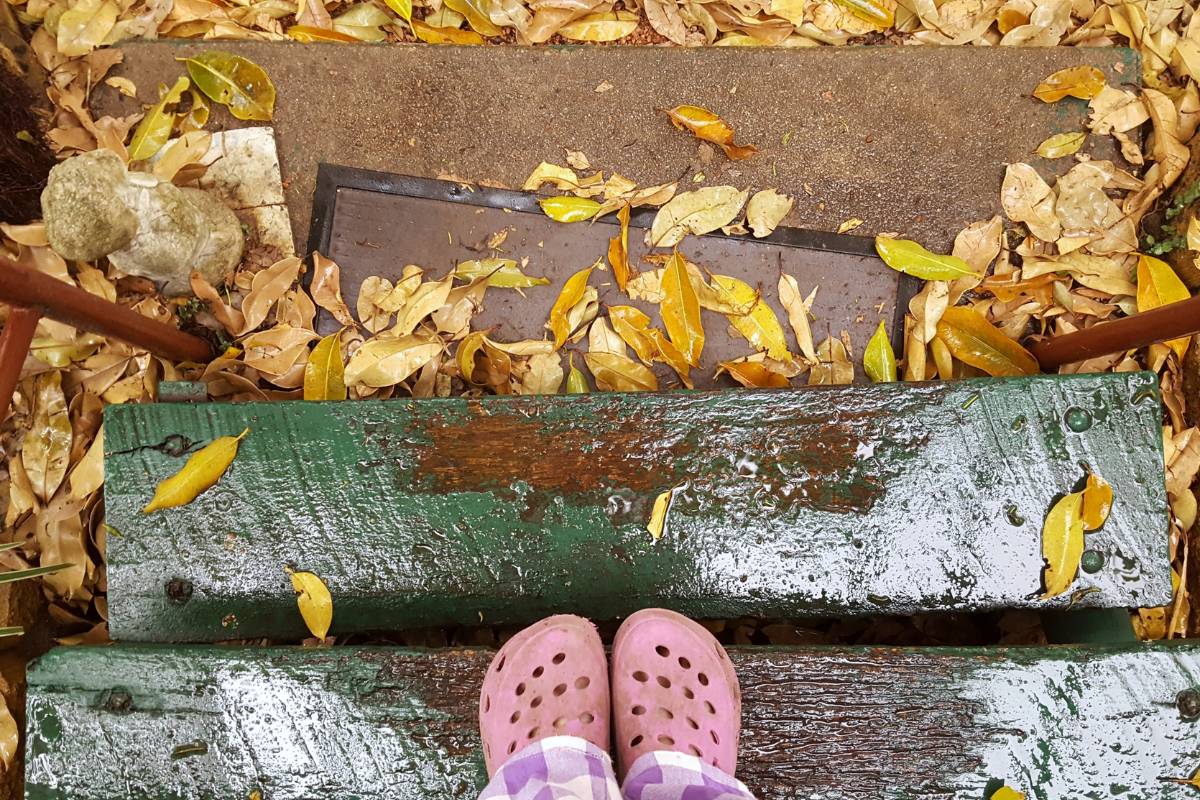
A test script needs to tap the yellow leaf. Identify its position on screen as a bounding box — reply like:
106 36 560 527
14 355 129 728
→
22 371 72 504
935 306 1039 377
287 568 333 640
647 488 672 540
127 76 190 162
411 19 486 43
454 258 549 288
443 0 500 33
344 335 441 388
1036 131 1086 159
609 305 658 364
303 332 347 401
718 360 789 388
990 787 1026 800
457 331 487 383
584 351 659 391
384 0 413 20
540 196 601 223
334 2 393 39
56 0 118 57
143 428 249 513
1033 65 1105 103
746 189 793 238
648 186 749 248
837 217 864 234
778 274 818 364
0 701 16 770
831 0 893 27
152 130 212 182
566 353 589 393
519 352 564 395
1136 253 1191 359
288 24 360 41
1081 472 1112 531
179 88 210 133
1042 491 1085 598
608 204 633 291
394 276 453 336
863 320 896 382
710 275 792 361
664 105 758 161
180 51 276 122
875 236 980 281
559 10 640 41
1189 215 1200 252
644 328 693 388
68 427 105 499
661 251 704 366
548 264 597 348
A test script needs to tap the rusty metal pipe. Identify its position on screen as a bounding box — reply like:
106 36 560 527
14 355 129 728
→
1030 293 1200 371
0 306 40 419
0 255 212 363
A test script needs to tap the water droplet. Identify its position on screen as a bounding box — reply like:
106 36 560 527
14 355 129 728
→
1064 407 1093 432
1080 549 1105 574
1010 415 1026 431
1005 504 1025 526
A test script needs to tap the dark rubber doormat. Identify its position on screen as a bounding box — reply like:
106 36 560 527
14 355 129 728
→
308 164 918 389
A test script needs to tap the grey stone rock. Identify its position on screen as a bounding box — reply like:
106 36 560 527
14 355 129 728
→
41 148 244 295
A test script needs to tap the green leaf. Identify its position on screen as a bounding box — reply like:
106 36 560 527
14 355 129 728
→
0 563 72 585
540 196 601 223
863 320 896 382
0 627 22 639
566 353 589 393
180 51 276 122
874 236 979 281
127 76 190 162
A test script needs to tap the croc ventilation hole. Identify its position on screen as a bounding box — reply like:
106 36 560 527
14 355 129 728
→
633 670 649 682
698 672 710 686
656 645 671 657
630 735 644 747
575 676 590 690
532 666 544 678
688 745 703 758
678 656 691 669
657 676 672 688
553 683 568 697
632 705 646 715
580 712 595 724
655 707 674 720
515 683 526 696
483 695 491 712
510 711 521 724
683 687 695 699
552 652 566 664
531 696 543 708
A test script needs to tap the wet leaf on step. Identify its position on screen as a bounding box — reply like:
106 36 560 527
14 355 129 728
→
180 51 276 121
1042 490 1085 598
560 10 640 40
710 275 791 361
143 428 249 513
411 19 486 42
935 306 1038 377
661 251 705 366
444 0 500 33
1136 253 1191 360
344 335 441 388
1081 472 1112 531
384 0 413 21
608 204 633 291
648 186 749 248
548 263 598 348
287 567 333 640
609 305 658 364
647 488 673 540
457 331 487 384
746 189 793 237
717 360 790 388
1036 131 1086 159
303 331 346 401
1033 65 1105 103
287 24 360 41
540 195 602 222
127 76 190 161
22 371 73 504
990 788 1026 800
584 352 659 391
778 274 818 364
566 353 589 393
454 258 549 288
863 320 896 383
0 701 16 770
664 105 758 160
831 0 893 27
875 236 980 281
57 0 119 56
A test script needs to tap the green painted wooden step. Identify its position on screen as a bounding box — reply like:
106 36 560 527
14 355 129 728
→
104 372 1169 642
24 642 1200 799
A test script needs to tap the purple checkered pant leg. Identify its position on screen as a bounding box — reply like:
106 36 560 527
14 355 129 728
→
479 737 755 800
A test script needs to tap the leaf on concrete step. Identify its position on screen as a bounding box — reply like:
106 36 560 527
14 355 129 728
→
1081 472 1112 531
664 105 758 160
863 320 896 382
1041 490 1085 598
935 306 1038 376
1033 65 1105 103
454 258 549 288
746 189 793 237
566 353 589 393
287 568 333 640
661 251 704 366
304 331 347 401
311 253 356 327
648 186 749 248
710 274 791 361
344 335 441 388
717 359 790 388
127 76 190 161
1036 131 1086 159
181 51 275 122
548 263 598 348
559 10 640 40
584 351 658 391
540 195 602 222
608 204 633 291
875 236 979 280
143 428 249 513
1136 253 1191 360
778 274 818 365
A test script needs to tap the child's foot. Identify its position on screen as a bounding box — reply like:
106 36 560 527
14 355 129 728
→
479 614 611 777
611 608 742 779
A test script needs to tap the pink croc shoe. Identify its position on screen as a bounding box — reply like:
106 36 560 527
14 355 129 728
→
611 608 742 780
479 614 611 777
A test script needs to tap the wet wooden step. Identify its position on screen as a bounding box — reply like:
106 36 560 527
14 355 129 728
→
103 372 1169 642
24 642 1200 799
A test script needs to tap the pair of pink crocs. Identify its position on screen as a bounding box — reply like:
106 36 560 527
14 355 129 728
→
479 608 742 780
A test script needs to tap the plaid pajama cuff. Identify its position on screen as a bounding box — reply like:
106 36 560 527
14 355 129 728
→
479 736 755 800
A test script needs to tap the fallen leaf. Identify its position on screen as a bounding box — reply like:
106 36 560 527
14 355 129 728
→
588 317 628 357
875 237 980 281
746 189 794 237
384 0 413 21
304 332 346 401
710 275 792 360
566 353 589 392
1189 215 1200 252
647 488 673 540
809 335 854 385
936 306 1039 376
585 351 659 391
1137 253 1191 359
608 204 633 291
1033 65 1105 102
1000 163 1061 241
180 51 276 122
344 335 441 388
559 10 640 40
311 253 356 327
1042 490 1085 598
127 76 190 161
394 276 453 336
68 427 105 499
152 130 212 181
443 0 500 33
143 428 249 513
718 360 790 388
990 787 1026 800
1036 131 1086 159
333 2 393 39
661 251 705 366
57 0 119 57
180 88 210 133
664 105 758 160
837 217 864 234
287 568 332 640
831 0 894 27
523 162 600 195
1081 472 1112 531
240 257 304 334
288 24 360 41
548 263 597 348
863 320 896 382
540 195 602 222
648 186 749 248
518 352 564 394
454 258 549 288
778 274 818 364
0 701 16 770
22 371 72 504
410 19 487 43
